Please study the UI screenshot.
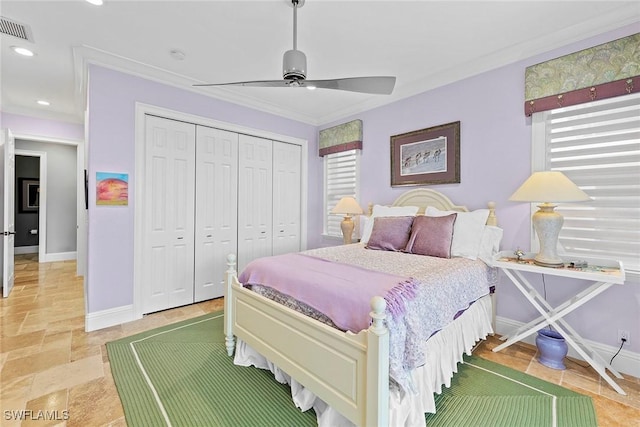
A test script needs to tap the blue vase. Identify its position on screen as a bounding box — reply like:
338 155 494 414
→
536 329 568 370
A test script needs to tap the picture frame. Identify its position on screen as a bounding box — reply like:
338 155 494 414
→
18 178 40 213
390 121 460 187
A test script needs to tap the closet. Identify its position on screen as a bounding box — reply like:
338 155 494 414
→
141 115 301 314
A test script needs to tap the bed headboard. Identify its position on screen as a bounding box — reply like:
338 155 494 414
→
368 188 497 226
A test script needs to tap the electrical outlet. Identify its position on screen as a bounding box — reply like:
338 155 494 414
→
618 329 630 345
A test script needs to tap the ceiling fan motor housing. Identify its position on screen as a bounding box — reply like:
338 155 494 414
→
283 49 307 80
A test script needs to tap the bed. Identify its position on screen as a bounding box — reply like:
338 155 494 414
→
223 188 501 426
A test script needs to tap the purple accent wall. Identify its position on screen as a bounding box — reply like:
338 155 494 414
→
86 65 318 313
315 23 640 353
1 112 83 141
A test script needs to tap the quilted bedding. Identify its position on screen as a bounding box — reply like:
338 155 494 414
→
243 243 498 391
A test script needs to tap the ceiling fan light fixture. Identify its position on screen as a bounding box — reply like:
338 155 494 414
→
283 49 306 80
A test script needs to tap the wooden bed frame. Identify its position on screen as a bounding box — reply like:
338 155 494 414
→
224 188 497 426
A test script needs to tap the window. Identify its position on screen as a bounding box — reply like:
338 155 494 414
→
532 92 640 273
323 149 360 238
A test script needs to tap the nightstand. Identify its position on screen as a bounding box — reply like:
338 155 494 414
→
491 251 627 395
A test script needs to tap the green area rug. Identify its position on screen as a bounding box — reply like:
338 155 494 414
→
107 312 596 427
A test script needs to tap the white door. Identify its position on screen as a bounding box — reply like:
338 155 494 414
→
1 129 16 298
237 134 273 271
143 116 196 313
194 126 238 302
272 141 301 256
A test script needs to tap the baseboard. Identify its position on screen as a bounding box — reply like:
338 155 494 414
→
42 251 77 262
14 245 38 254
85 304 140 332
496 316 640 379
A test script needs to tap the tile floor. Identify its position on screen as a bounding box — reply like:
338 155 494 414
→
1 254 639 426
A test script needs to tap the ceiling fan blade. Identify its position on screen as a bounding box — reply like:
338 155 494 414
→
193 80 292 88
194 76 396 95
306 76 396 94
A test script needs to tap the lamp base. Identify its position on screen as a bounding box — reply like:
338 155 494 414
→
533 258 564 268
340 215 355 245
532 203 564 268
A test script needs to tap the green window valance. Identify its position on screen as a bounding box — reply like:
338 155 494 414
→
524 33 639 116
319 119 363 156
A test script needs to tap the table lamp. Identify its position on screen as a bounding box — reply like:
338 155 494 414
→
509 171 590 267
331 196 364 244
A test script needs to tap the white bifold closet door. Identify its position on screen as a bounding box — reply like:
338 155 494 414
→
194 126 238 302
272 141 301 256
143 116 196 313
237 134 273 272
142 115 301 314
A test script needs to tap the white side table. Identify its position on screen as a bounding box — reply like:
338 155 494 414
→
491 251 627 395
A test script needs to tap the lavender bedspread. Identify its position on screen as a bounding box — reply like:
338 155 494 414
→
239 253 419 333
240 244 497 392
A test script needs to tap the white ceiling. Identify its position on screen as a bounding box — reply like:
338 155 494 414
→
1 1 638 126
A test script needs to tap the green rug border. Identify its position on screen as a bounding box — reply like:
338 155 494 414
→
107 311 596 427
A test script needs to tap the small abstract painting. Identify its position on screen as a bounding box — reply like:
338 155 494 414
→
96 172 128 206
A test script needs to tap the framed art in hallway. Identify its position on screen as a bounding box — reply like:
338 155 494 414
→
390 121 460 186
18 177 40 213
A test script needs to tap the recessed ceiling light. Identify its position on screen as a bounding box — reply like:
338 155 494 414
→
37 100 50 106
306 85 316 91
86 0 103 5
12 46 34 57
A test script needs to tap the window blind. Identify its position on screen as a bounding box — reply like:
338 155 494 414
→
324 149 360 238
535 93 640 272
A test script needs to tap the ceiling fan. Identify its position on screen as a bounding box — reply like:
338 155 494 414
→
194 0 396 95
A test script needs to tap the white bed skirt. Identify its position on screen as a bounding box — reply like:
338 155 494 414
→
233 294 493 427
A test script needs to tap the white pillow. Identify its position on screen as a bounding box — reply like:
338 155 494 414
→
425 206 490 259
478 225 503 264
360 204 419 244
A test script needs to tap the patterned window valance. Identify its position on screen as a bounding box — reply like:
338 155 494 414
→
524 33 639 116
319 119 363 156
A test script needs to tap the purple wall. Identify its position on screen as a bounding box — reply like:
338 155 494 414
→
313 23 640 353
86 65 318 313
1 112 83 141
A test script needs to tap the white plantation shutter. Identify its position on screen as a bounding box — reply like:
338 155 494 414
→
532 92 640 272
324 149 360 238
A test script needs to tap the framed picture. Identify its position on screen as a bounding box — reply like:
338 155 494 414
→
96 172 129 206
390 121 460 187
18 178 40 213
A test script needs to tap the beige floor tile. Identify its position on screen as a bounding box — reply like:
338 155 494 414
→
1 347 70 383
29 355 104 398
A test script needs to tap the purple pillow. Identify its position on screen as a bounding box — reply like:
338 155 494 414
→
405 214 457 258
366 216 414 251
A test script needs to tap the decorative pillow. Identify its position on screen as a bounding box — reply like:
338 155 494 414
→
425 206 490 260
360 205 420 244
405 214 457 258
366 216 415 251
478 225 504 264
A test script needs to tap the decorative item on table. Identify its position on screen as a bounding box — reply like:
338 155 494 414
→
331 196 364 244
509 171 590 268
536 328 568 370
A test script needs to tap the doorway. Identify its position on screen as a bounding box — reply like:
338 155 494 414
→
14 151 46 260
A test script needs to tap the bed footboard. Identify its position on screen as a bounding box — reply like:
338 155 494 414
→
224 254 390 427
